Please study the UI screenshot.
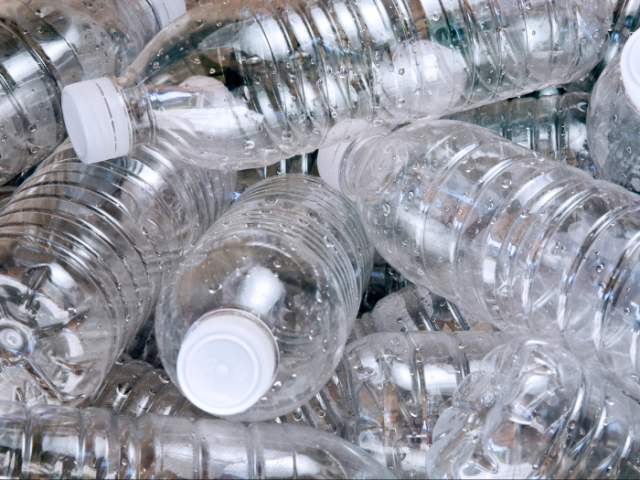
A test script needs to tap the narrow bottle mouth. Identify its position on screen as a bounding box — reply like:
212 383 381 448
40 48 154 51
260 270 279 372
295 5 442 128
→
176 309 278 416
62 77 131 164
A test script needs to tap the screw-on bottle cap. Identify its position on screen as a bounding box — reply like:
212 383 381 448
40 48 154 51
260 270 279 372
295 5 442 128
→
62 77 131 164
149 0 187 29
177 310 277 416
622 31 640 111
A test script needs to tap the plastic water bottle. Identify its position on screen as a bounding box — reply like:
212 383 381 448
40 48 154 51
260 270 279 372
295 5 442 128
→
0 140 235 406
234 154 317 203
156 175 373 421
426 337 640 479
368 284 486 334
86 354 210 420
317 118 640 403
0 0 187 187
564 0 640 93
588 32 640 192
277 330 505 479
0 401 393 479
447 92 596 177
61 0 615 168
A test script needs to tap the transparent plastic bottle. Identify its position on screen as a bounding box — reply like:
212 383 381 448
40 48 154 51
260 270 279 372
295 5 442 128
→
426 337 640 479
61 0 614 167
0 401 393 479
0 140 235 406
277 330 505 479
0 0 187 187
588 31 640 192
448 92 596 177
564 0 640 93
156 175 373 422
86 354 211 420
318 118 640 403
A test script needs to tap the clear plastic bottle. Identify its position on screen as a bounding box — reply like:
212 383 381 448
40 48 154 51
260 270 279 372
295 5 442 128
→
156 175 373 422
564 0 640 93
588 31 640 192
277 330 505 479
0 401 393 479
0 0 187 186
86 354 211 420
318 118 640 403
448 92 596 177
0 140 235 406
426 337 640 479
61 0 615 167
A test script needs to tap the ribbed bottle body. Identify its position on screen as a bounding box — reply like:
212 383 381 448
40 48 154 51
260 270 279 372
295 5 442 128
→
448 92 595 177
109 0 613 170
87 354 210 420
588 55 640 192
426 338 640 479
0 401 393 479
0 141 234 405
345 119 640 402
0 0 166 185
341 331 503 479
157 175 373 421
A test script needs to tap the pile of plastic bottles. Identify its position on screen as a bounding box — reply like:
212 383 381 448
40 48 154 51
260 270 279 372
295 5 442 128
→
2 0 640 478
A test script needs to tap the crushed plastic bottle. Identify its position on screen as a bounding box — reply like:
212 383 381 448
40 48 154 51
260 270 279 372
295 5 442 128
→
0 400 394 479
318 118 640 402
588 31 640 192
0 0 186 186
278 330 505 479
426 337 640 479
61 0 614 167
0 140 235 406
448 92 595 177
156 175 373 421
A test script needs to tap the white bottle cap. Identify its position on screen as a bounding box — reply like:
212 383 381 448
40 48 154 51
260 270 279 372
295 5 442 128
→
317 140 352 192
622 31 640 111
237 266 285 316
149 0 187 28
62 77 131 164
176 310 277 416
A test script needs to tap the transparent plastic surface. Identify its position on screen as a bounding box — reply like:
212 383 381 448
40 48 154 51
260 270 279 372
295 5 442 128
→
564 0 640 93
449 92 596 177
277 331 504 479
69 0 614 168
588 54 640 192
325 118 640 403
157 175 373 421
427 338 640 479
0 401 394 479
0 140 234 405
0 0 172 185
86 354 211 420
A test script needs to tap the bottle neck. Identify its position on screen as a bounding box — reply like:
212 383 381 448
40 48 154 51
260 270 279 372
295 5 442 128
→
339 135 384 199
118 77 155 152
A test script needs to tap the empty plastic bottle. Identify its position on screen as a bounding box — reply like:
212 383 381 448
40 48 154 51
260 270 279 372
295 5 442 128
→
588 31 640 192
86 354 211 420
448 92 596 177
565 0 640 93
0 140 235 406
426 337 640 479
277 330 505 479
0 401 393 479
156 175 373 421
368 283 487 334
61 0 615 168
318 118 640 403
0 0 187 187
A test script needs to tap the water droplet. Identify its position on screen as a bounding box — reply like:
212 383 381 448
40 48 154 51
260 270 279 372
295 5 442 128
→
209 68 216 74
398 68 405 75
383 204 391 216
153 62 160 70
244 140 255 150
117 383 132 396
